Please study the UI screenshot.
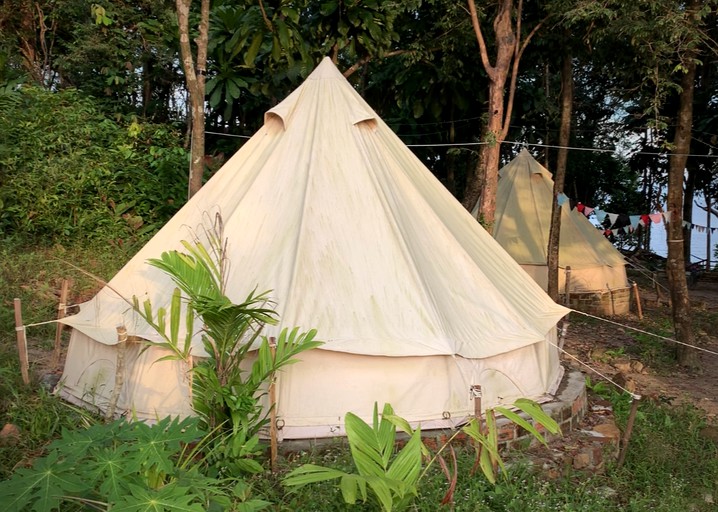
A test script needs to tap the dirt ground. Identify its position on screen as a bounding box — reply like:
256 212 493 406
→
561 276 718 423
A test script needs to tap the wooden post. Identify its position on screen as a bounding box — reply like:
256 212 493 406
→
105 326 128 421
564 266 572 306
632 282 643 320
618 396 641 467
52 279 70 368
269 337 278 473
471 385 482 419
13 298 30 385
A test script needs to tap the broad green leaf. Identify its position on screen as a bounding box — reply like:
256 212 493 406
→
276 19 290 49
363 475 396 512
377 404 396 469
170 288 181 344
86 446 136 502
478 445 496 484
0 450 87 512
386 428 423 487
111 483 205 511
283 464 348 487
226 79 241 100
244 34 263 67
345 412 387 477
339 474 362 504
512 398 561 434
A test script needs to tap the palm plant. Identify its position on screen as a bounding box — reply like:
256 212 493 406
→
136 215 321 472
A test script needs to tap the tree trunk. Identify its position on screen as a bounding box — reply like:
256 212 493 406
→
463 0 541 234
547 53 573 302
682 167 695 262
463 0 514 232
666 34 699 368
176 0 210 199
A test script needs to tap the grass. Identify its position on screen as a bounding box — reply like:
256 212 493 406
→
2 243 718 510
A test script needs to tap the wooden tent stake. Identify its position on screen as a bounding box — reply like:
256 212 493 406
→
617 396 641 467
52 279 70 368
105 326 128 421
632 282 643 320
13 298 30 385
269 337 278 473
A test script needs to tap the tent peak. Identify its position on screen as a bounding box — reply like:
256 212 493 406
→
264 57 377 130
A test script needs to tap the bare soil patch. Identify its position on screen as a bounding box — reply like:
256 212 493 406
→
562 278 718 422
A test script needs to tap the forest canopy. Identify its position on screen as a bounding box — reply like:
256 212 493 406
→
1 0 717 254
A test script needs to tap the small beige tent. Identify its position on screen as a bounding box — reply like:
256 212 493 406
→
57 59 569 439
492 149 630 314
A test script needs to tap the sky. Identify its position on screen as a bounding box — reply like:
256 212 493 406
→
651 194 718 267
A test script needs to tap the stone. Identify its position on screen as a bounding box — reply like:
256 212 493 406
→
0 423 20 446
590 347 608 362
592 422 621 445
630 360 645 373
40 373 61 391
573 452 591 469
613 372 637 393
613 359 633 373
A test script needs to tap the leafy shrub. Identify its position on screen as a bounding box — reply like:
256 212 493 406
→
0 415 272 512
284 400 560 511
0 86 188 246
130 218 321 476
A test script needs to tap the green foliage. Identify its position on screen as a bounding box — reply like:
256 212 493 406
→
0 416 264 512
134 218 321 477
0 87 188 247
285 403 424 512
627 321 676 368
460 399 561 486
284 399 560 510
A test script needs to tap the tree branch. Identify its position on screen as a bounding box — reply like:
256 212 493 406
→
501 8 547 141
258 0 274 32
342 50 412 78
467 0 496 80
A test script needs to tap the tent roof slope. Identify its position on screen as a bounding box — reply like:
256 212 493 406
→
493 149 627 270
62 58 568 359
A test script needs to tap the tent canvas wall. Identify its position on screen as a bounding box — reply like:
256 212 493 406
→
492 149 629 299
58 59 569 440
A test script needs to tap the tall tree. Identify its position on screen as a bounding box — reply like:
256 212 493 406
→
463 0 544 231
176 0 209 198
547 51 573 302
665 0 701 367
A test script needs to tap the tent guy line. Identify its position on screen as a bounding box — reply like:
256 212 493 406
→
550 340 641 400
205 129 718 159
19 304 718 367
572 309 718 357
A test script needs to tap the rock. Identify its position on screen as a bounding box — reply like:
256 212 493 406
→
0 423 20 446
590 347 608 362
592 422 621 440
40 373 61 392
613 372 637 393
630 360 645 373
573 452 591 470
613 359 633 373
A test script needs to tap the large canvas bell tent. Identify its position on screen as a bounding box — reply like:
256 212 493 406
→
492 149 630 313
58 58 569 439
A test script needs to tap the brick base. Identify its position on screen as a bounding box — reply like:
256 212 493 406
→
560 286 632 316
